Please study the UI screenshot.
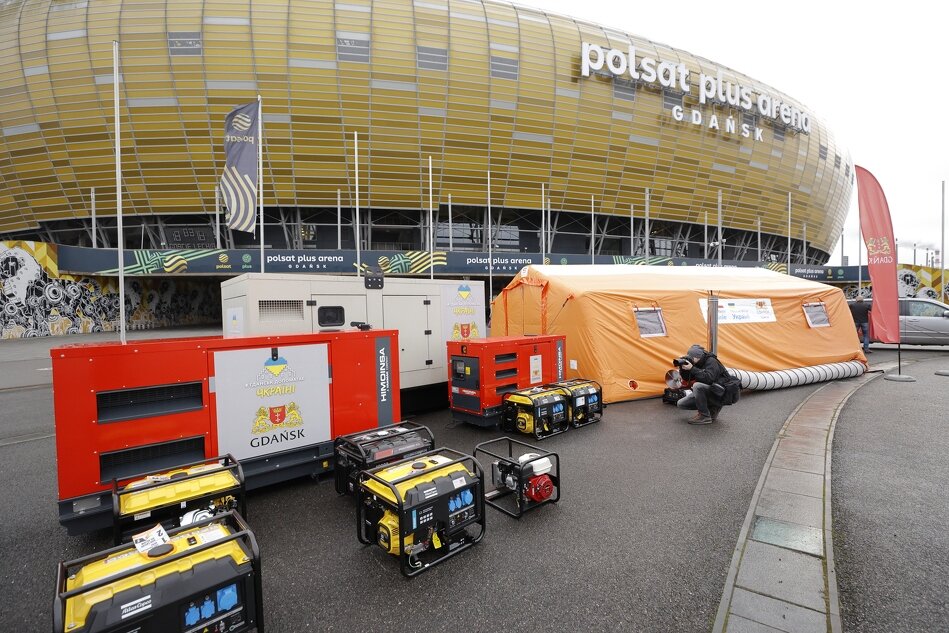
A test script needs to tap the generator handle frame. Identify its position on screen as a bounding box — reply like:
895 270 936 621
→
473 437 561 518
334 421 435 463
111 453 246 545
356 448 486 577
54 510 263 633
335 421 436 496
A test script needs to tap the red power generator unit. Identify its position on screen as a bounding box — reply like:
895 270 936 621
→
52 330 400 535
447 335 565 427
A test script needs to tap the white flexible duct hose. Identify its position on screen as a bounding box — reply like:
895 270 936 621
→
728 361 866 391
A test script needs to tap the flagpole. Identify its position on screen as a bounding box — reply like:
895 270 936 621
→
487 171 493 306
429 155 434 280
113 40 126 345
787 192 792 271
355 131 361 277
214 185 221 249
257 94 263 273
942 180 946 303
858 202 863 294
448 193 453 251
337 189 341 250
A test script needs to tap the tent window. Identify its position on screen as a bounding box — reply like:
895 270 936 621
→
633 307 667 338
802 302 830 328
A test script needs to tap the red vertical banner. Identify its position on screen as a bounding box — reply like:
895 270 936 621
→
855 166 900 343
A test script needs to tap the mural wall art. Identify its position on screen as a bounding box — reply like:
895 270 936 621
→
0 241 220 339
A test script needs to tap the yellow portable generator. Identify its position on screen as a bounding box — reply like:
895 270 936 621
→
500 386 569 439
357 448 485 576
549 379 604 428
54 511 263 633
111 454 245 545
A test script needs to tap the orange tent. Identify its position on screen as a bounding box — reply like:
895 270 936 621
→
491 265 867 403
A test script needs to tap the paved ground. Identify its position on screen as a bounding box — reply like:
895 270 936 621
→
833 353 949 632
1 331 946 632
0 331 819 632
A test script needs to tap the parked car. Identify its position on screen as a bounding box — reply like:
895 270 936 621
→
899 297 949 344
849 297 949 345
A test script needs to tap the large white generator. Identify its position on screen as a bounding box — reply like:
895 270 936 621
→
221 273 486 390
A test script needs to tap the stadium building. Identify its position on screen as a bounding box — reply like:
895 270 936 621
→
0 0 851 260
0 0 857 338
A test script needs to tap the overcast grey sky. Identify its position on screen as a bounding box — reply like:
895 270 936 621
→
517 0 949 267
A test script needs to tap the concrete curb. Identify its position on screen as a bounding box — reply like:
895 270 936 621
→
712 364 894 633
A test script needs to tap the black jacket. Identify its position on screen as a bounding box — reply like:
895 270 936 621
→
682 352 726 387
848 300 871 323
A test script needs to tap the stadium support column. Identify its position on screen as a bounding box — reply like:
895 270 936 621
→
590 195 595 264
757 217 761 262
91 187 97 248
645 188 650 266
717 190 723 267
541 183 545 261
803 222 807 265
942 180 946 302
449 193 453 251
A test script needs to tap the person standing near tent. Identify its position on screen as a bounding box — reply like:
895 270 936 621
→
676 344 726 425
848 296 872 353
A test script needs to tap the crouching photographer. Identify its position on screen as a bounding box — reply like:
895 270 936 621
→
674 344 736 425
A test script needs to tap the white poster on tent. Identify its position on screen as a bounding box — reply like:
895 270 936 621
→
700 298 776 324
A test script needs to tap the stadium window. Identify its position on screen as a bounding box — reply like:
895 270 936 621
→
818 144 828 160
168 32 202 56
613 79 636 102
834 154 841 168
490 56 518 80
742 111 757 128
772 125 785 142
337 34 370 63
844 164 851 179
417 45 447 71
662 90 682 110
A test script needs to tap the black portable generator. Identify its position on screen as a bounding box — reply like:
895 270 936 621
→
334 422 436 495
356 448 485 576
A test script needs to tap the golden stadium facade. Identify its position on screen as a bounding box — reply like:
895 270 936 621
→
0 0 851 261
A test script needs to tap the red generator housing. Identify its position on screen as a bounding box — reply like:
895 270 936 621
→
447 335 566 427
51 330 400 534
